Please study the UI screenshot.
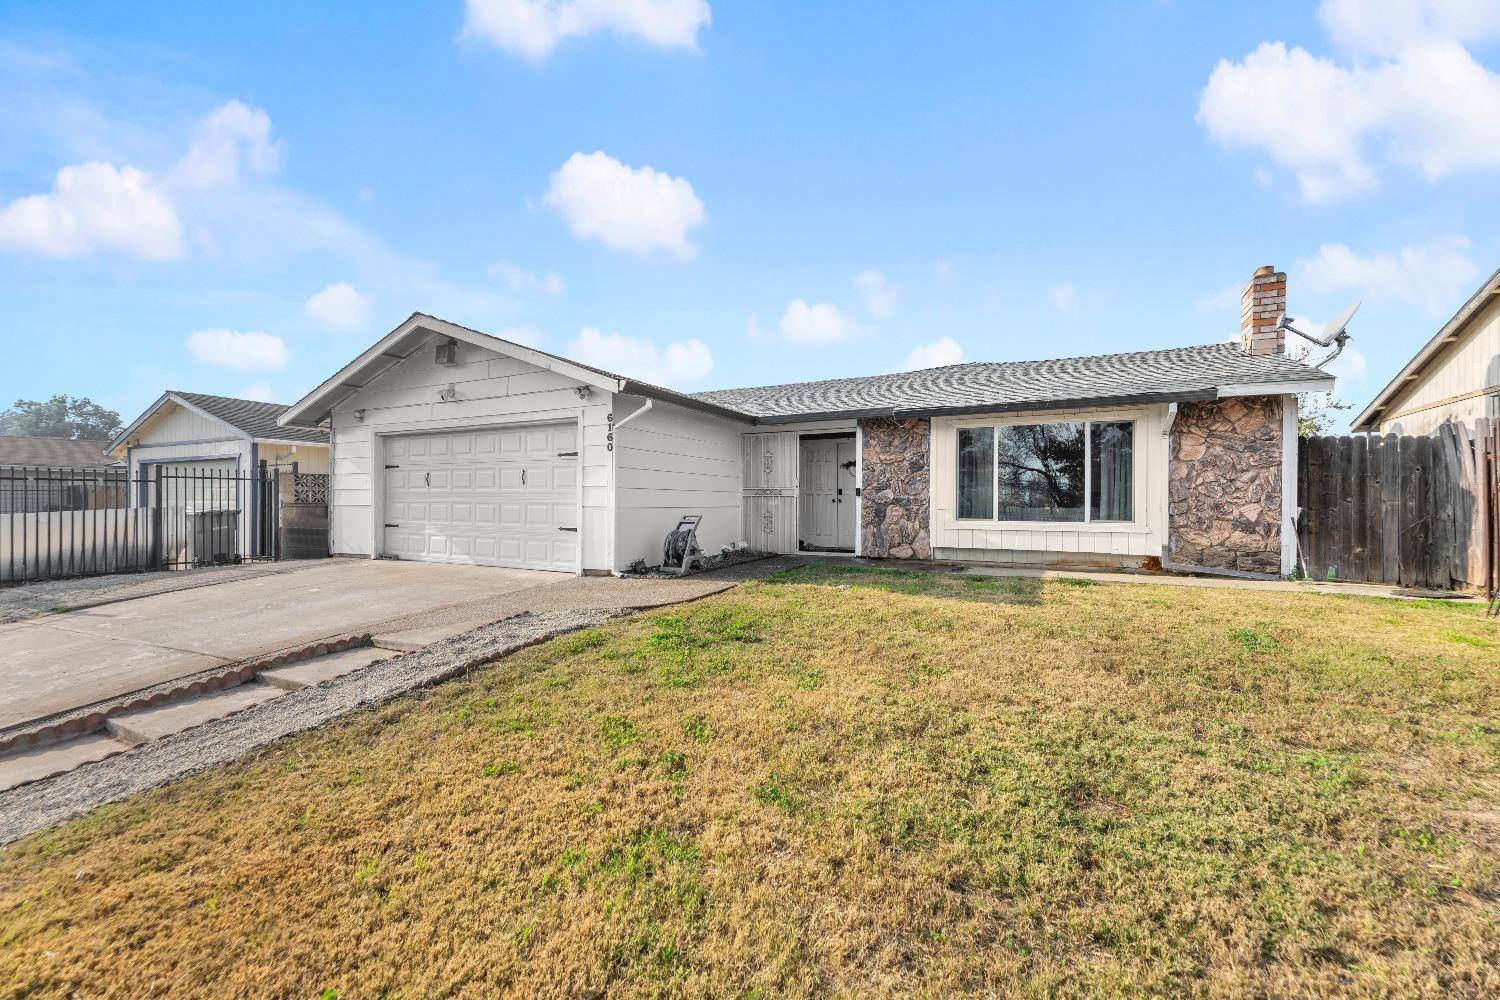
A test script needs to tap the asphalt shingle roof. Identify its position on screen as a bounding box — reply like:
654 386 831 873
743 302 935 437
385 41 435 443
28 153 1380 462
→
173 392 329 444
692 342 1329 422
0 436 120 469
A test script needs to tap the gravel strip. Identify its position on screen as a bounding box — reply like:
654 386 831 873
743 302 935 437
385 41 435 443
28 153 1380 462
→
0 608 615 845
0 560 332 624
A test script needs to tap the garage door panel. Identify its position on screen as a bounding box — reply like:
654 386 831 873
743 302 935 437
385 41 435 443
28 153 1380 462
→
382 422 578 571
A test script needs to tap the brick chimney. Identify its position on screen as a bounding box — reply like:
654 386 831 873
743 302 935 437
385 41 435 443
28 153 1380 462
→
1239 265 1286 355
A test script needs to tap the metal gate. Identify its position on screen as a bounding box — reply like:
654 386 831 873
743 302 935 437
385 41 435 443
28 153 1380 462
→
742 432 799 554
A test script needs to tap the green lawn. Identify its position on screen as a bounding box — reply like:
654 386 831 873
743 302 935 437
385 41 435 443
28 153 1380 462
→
3 565 1498 998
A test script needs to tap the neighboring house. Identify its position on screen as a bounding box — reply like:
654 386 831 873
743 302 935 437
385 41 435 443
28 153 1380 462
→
0 435 125 515
280 266 1333 579
0 435 121 472
1352 266 1500 435
105 391 330 483
104 393 330 562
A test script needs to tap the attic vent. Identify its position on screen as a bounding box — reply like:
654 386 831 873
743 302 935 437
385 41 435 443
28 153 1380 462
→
435 339 459 366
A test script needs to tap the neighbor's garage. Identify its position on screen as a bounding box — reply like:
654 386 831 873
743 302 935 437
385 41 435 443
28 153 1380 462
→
380 423 579 572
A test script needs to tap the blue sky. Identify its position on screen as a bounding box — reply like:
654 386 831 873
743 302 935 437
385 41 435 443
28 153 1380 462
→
2 1 1498 428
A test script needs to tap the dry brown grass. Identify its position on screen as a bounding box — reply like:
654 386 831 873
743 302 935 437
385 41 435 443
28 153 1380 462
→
2 565 1499 999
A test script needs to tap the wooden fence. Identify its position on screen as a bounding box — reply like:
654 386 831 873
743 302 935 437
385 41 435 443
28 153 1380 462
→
1297 419 1498 593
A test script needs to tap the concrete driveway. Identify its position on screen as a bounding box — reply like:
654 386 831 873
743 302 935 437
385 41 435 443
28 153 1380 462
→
0 560 563 730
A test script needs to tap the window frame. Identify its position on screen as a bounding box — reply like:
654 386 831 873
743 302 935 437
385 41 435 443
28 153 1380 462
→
953 416 1138 528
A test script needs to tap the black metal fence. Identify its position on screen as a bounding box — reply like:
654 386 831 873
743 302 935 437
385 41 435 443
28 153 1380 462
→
1 466 288 584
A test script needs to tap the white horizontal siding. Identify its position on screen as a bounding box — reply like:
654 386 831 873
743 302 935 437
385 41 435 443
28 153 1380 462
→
139 403 231 445
1380 295 1500 434
612 400 747 571
258 442 330 473
929 403 1169 562
131 440 250 481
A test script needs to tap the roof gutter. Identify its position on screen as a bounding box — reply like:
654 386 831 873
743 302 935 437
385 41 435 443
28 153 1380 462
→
748 387 1227 425
617 379 753 424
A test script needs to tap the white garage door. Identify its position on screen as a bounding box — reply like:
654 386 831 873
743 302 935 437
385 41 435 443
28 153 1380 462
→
382 423 579 572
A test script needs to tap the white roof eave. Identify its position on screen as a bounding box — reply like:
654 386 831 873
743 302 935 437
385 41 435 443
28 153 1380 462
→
278 313 626 429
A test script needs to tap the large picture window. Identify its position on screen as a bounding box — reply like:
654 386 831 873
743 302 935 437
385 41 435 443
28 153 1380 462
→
955 419 1134 524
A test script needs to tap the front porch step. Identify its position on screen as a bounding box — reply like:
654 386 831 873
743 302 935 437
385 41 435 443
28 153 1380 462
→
106 683 285 746
0 733 131 792
258 645 391 691
371 635 425 653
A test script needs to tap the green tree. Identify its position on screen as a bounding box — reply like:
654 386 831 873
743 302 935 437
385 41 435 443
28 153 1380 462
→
0 395 124 440
1286 344 1354 436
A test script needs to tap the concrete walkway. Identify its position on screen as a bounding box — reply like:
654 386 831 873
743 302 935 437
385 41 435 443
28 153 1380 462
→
0 560 562 730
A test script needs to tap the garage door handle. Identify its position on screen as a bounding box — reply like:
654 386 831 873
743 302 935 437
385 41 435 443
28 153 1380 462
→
385 523 399 528
558 526 578 532
556 451 578 458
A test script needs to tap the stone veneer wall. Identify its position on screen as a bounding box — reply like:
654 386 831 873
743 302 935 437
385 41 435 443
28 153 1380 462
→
1167 396 1284 575
859 417 931 559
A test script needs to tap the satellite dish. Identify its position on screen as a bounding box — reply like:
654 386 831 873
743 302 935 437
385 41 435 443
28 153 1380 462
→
1317 301 1360 346
1276 300 1359 369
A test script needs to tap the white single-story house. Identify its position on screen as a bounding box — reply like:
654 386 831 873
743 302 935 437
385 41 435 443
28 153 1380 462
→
106 391 330 484
1352 264 1500 435
279 266 1334 579
104 393 330 562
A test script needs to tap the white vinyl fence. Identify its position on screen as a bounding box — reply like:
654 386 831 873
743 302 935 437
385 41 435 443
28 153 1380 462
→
0 506 157 582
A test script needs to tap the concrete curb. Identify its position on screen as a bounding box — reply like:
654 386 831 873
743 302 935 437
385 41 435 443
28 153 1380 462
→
0 634 374 756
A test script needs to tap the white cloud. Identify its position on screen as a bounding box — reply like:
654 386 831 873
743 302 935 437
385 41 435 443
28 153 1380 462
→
854 268 898 317
494 326 545 348
0 99 285 262
303 281 372 331
186 329 289 371
544 151 705 259
902 337 965 371
1048 283 1078 315
1325 343 1368 383
237 381 278 403
932 259 952 282
1295 236 1481 314
1197 3 1500 201
779 299 859 346
0 161 183 260
490 260 564 295
566 326 712 387
1320 0 1500 57
1197 283 1243 312
168 100 282 192
463 0 711 61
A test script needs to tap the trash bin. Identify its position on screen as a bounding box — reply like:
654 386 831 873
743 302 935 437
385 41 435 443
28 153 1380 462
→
187 509 241 566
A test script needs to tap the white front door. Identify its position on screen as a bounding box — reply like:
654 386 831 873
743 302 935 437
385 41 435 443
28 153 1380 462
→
381 423 578 572
800 438 856 551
